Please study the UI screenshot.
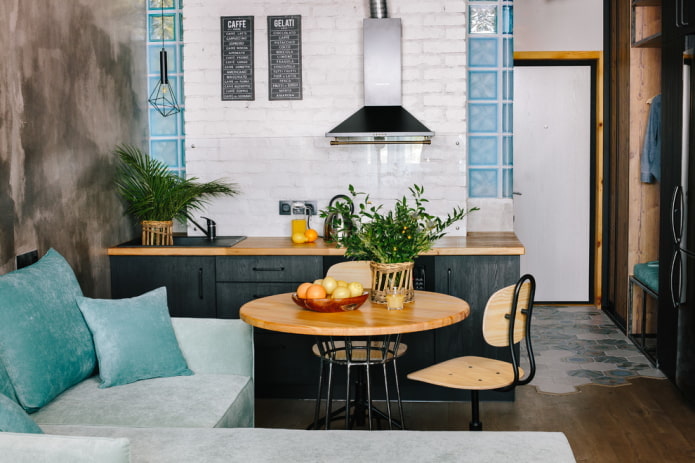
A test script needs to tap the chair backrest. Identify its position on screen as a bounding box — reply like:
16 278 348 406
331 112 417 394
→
326 261 372 288
482 274 536 347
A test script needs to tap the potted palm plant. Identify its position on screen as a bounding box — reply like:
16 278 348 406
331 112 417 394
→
320 184 478 303
114 144 239 245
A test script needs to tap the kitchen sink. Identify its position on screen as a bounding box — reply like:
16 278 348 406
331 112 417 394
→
119 236 247 247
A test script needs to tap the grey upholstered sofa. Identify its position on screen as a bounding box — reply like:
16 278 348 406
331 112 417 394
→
0 249 576 462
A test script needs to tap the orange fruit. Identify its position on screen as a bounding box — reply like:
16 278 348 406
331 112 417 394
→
296 282 313 298
304 228 318 242
305 284 327 299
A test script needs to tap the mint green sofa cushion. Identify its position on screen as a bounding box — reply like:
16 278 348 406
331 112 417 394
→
32 374 253 428
0 393 43 434
0 249 96 412
76 287 192 388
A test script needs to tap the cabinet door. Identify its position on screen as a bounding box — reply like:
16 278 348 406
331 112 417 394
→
434 255 519 358
110 256 216 318
216 282 301 318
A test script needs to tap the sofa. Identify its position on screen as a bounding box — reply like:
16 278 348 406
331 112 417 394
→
0 249 576 462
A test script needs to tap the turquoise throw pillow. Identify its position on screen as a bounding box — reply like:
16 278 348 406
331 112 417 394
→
0 393 43 434
0 249 96 412
76 287 193 388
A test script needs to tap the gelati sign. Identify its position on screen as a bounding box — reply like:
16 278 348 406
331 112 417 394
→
267 15 302 100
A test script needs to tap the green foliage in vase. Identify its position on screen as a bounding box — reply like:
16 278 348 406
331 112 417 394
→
320 184 478 263
114 144 239 222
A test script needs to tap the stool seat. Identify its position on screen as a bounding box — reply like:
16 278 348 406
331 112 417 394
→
312 341 408 362
633 261 659 294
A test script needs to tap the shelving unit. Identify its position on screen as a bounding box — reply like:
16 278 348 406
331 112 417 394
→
632 0 662 48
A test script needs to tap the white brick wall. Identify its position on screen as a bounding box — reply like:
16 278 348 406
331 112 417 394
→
182 0 511 238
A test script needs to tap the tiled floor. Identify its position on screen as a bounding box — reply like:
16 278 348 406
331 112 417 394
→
528 305 665 394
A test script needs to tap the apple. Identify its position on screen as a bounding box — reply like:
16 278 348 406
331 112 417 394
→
321 276 338 295
347 281 364 297
336 280 348 288
331 286 351 299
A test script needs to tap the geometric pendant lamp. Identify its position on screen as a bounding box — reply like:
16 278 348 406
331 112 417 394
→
148 48 181 117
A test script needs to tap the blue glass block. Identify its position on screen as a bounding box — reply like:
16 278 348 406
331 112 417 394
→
149 13 177 42
502 70 513 100
149 0 175 9
503 136 513 165
149 109 178 136
503 168 513 198
469 5 497 34
469 136 498 166
503 38 514 67
503 103 513 132
148 45 178 74
469 169 499 198
469 103 498 133
469 71 497 100
150 140 180 169
469 38 498 67
503 6 513 34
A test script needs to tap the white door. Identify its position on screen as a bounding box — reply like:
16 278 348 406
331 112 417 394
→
513 65 592 302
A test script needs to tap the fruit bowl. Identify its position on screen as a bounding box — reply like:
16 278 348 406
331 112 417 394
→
291 292 369 313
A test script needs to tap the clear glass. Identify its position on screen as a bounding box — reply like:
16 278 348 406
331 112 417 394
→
385 287 406 310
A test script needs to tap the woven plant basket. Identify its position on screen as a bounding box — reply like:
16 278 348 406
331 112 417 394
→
141 220 174 246
369 261 415 303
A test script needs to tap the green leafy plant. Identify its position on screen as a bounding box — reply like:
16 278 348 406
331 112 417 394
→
320 184 478 263
114 144 239 222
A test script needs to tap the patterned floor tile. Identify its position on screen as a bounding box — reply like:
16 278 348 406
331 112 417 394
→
527 305 666 394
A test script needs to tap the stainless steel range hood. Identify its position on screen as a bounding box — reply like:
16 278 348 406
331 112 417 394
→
326 5 434 145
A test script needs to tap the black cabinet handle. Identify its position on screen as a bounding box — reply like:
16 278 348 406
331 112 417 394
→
447 268 452 295
198 268 204 299
671 186 684 244
252 267 285 272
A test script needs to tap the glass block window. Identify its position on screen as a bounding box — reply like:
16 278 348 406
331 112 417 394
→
147 0 185 176
467 0 513 199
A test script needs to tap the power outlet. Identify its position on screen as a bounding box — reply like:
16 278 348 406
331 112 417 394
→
279 200 317 215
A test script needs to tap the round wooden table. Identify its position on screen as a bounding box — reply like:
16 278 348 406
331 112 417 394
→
239 290 471 336
240 290 470 430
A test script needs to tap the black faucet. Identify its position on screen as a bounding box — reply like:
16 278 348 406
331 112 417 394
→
187 215 217 240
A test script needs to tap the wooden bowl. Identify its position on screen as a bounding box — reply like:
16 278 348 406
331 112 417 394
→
291 292 369 313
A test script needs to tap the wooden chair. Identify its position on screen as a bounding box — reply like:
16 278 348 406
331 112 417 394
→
407 274 536 431
311 261 407 430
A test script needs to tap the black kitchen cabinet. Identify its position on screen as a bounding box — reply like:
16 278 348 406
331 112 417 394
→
110 255 216 318
110 252 520 401
664 0 695 36
215 256 323 398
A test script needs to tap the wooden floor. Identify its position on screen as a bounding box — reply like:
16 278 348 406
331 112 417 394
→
256 377 695 462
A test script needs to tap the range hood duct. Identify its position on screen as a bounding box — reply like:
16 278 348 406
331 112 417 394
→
326 1 433 145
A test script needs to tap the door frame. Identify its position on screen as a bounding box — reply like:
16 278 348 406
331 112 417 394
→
514 51 604 306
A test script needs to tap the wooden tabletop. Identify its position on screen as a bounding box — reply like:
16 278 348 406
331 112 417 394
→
108 232 524 256
239 291 471 336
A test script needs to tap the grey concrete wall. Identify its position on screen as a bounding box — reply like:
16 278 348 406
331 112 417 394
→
0 0 147 297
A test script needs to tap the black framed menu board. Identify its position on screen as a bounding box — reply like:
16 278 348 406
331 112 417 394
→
221 16 254 101
267 15 302 100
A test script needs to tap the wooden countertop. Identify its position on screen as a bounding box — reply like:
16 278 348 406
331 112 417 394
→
107 232 524 257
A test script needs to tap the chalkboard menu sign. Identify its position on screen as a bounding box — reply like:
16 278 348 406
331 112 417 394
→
221 16 254 101
267 15 302 100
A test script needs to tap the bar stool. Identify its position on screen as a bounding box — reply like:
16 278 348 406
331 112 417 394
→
310 261 407 430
